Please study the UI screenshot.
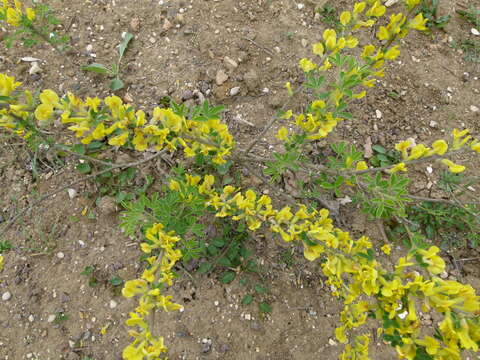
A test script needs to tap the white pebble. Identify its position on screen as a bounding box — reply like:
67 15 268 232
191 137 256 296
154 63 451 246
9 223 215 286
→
47 314 56 323
429 120 438 128
56 252 65 259
229 87 240 96
67 188 77 199
28 314 35 322
297 3 305 10
244 313 251 320
426 166 433 174
470 105 479 112
109 300 118 309
2 292 11 301
214 301 219 306
471 28 480 36
375 109 382 119
86 44 93 52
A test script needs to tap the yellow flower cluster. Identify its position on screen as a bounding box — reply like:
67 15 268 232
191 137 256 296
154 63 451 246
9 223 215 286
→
0 74 234 164
388 129 480 174
0 254 4 271
169 174 480 360
0 0 35 27
122 223 183 360
291 1 427 143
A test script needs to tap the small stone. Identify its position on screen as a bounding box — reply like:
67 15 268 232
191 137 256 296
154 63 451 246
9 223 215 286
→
328 338 338 346
429 120 438 128
109 300 118 309
163 19 173 31
130 17 141 32
47 314 56 323
470 105 479 112
301 38 308 47
229 86 240 96
67 188 77 199
86 44 93 52
440 271 449 279
375 109 382 119
385 0 399 6
215 69 228 85
28 314 35 322
223 56 238 70
297 3 305 10
56 252 65 259
149 37 156 44
471 28 480 36
29 62 42 75
214 301 219 306
244 313 251 320
2 292 11 301
426 166 433 174
201 338 212 353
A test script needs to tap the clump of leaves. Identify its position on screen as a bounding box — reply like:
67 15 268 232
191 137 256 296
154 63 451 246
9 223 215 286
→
457 6 480 28
83 32 134 91
418 0 451 29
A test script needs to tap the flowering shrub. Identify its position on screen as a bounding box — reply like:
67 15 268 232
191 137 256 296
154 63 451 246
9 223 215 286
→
1 0 479 359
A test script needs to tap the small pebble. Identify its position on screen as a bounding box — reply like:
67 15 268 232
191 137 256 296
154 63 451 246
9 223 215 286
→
471 28 480 36
216 69 228 85
470 105 479 112
47 314 56 323
56 252 65 259
375 109 382 119
328 338 338 346
86 44 93 52
109 300 118 309
67 188 77 199
2 292 12 301
297 3 305 10
28 314 35 322
229 86 240 96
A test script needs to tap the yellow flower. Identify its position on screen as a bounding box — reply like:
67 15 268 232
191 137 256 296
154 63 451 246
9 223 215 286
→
303 244 324 261
452 128 470 149
353 2 366 14
108 131 129 147
407 144 430 160
284 81 293 96
0 74 22 96
361 44 376 58
431 139 448 155
408 13 428 31
312 42 324 56
323 29 337 50
123 343 145 360
39 89 60 107
345 36 359 48
26 7 35 21
356 161 368 171
366 1 386 17
6 7 21 26
415 336 440 355
353 90 366 99
169 180 181 191
471 140 480 153
157 295 183 312
417 246 445 275
387 162 407 173
299 58 317 72
276 127 289 141
384 45 400 60
441 159 465 173
381 244 391 255
405 0 421 10
34 103 53 122
122 279 148 298
0 254 3 271
340 11 351 26
377 26 390 40
319 59 332 71
281 109 293 119
395 139 412 159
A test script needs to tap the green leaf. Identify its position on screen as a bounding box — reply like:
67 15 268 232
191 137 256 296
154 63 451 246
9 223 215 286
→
211 237 226 248
76 162 91 174
242 294 254 305
217 257 232 267
109 78 124 91
219 271 236 284
372 145 387 154
197 262 213 274
259 302 272 313
110 276 124 286
82 63 111 75
81 266 94 276
254 284 267 294
118 32 134 58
